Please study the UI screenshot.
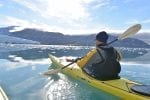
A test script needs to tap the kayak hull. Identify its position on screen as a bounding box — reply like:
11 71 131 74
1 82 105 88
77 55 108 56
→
48 55 150 100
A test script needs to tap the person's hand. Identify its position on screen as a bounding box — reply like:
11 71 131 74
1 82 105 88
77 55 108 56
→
66 58 81 62
66 58 74 62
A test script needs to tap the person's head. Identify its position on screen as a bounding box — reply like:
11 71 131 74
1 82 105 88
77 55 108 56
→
96 31 108 46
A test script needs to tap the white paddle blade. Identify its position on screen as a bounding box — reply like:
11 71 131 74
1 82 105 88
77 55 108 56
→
43 68 61 76
118 24 141 40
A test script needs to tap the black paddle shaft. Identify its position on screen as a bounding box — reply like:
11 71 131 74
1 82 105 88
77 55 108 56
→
62 61 76 69
107 39 118 45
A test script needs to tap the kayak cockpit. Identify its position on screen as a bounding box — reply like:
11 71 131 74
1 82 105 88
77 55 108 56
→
131 85 150 96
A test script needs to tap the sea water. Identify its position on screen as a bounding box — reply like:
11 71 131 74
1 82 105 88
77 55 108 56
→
0 43 150 100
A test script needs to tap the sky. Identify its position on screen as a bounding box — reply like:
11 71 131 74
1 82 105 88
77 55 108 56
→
0 0 150 35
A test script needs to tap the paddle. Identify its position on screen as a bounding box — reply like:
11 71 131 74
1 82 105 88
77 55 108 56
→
107 24 141 45
43 24 141 76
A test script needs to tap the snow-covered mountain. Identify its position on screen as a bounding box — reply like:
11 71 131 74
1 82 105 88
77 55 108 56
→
0 26 149 48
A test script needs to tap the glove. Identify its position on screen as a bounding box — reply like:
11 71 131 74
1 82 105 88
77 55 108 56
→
66 58 74 62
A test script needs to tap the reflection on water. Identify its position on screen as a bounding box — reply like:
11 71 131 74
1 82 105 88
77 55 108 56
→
45 77 77 100
44 73 119 100
0 44 150 100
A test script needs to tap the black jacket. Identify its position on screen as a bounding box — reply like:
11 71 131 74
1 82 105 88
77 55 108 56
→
83 45 121 81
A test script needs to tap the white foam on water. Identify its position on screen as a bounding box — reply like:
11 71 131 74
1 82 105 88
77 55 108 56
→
2 56 51 71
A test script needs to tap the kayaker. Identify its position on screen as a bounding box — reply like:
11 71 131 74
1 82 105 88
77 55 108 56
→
67 31 121 81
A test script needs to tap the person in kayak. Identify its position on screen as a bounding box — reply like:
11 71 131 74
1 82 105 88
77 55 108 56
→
67 31 121 81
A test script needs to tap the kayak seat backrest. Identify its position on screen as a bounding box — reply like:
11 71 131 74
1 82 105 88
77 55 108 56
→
131 85 150 96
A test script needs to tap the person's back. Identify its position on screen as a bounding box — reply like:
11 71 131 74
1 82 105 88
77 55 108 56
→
83 45 121 80
76 31 121 81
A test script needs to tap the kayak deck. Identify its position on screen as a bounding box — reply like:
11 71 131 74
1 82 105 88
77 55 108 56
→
49 55 150 100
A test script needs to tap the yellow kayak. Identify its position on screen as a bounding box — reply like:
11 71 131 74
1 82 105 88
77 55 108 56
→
48 54 150 100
